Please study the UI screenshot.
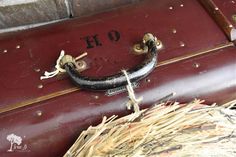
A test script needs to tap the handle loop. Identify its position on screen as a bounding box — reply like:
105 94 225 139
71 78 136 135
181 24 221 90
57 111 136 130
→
61 33 161 90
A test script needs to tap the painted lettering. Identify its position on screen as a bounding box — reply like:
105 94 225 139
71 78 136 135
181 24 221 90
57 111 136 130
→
108 30 120 42
81 35 102 49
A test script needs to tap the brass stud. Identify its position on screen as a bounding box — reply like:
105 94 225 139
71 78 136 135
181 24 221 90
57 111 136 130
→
34 68 40 72
94 95 99 99
193 63 200 68
180 41 185 47
134 44 141 50
155 39 163 50
76 60 87 72
134 33 163 54
172 29 177 34
146 78 151 83
38 84 43 89
36 110 43 116
133 44 148 55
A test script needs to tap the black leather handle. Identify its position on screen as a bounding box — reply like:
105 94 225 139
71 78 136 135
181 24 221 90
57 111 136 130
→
61 33 160 91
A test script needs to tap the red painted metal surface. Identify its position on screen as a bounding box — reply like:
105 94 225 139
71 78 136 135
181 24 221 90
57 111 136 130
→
0 47 236 157
0 0 235 156
0 0 228 109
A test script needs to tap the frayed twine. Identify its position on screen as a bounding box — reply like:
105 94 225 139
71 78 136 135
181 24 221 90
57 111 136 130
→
40 50 87 80
122 70 143 119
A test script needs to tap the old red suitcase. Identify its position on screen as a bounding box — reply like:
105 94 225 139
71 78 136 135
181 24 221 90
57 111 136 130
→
0 0 236 156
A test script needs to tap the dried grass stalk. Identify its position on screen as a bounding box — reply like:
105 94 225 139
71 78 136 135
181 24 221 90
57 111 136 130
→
64 100 236 157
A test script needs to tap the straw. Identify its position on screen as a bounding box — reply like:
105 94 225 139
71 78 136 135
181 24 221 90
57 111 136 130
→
64 99 236 157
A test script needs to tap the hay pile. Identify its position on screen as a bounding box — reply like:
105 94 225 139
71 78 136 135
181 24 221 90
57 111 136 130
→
64 100 236 157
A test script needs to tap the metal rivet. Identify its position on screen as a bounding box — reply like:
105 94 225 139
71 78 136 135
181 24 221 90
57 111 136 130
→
94 95 99 99
36 110 43 116
134 44 141 50
16 45 21 49
180 4 184 7
229 24 233 28
76 60 87 72
3 49 7 53
180 41 185 47
172 29 177 34
155 40 163 50
34 68 41 72
146 78 151 83
215 7 219 11
193 63 200 68
169 6 173 10
38 84 43 89
133 44 148 55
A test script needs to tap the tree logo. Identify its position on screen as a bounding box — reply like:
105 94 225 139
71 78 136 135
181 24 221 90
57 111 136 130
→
6 134 23 152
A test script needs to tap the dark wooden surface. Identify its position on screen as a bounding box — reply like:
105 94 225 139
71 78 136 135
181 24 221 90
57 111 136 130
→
0 0 235 156
71 0 140 17
0 0 69 29
0 0 140 29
